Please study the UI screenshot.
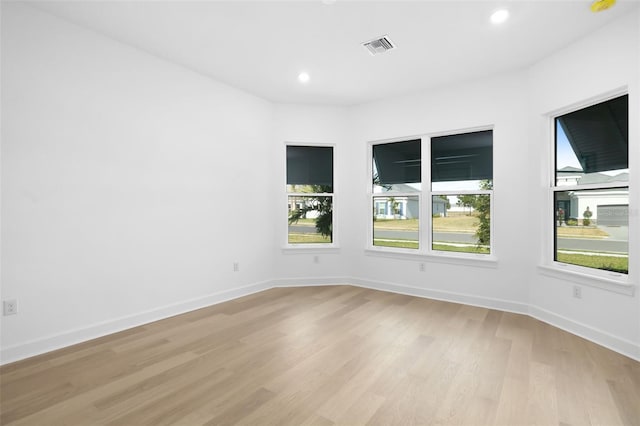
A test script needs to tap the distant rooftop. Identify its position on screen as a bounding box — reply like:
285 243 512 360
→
557 166 627 185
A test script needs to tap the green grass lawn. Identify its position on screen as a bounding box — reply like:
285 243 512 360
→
373 239 419 249
288 233 331 244
432 244 490 254
374 218 420 231
556 253 628 274
375 216 478 233
374 217 609 239
373 239 489 254
433 216 479 232
556 226 609 239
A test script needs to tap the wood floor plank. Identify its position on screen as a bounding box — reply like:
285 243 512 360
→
1 285 638 425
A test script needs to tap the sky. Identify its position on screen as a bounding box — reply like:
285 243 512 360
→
556 122 582 170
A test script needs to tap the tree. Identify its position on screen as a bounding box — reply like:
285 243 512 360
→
453 180 491 246
474 180 492 246
389 197 400 216
456 195 478 215
582 206 592 226
288 185 332 238
438 195 451 210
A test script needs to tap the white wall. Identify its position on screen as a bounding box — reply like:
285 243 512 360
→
527 10 639 357
271 104 354 284
1 3 275 362
345 72 532 312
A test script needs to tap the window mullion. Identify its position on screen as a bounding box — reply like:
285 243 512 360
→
289 192 334 197
552 182 628 192
422 136 431 254
431 190 493 196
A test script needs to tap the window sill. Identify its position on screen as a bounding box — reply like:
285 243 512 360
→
364 248 498 268
281 245 341 255
537 264 635 296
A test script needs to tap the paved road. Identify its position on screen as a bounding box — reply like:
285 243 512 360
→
374 229 628 253
374 229 476 243
289 225 318 233
294 225 628 253
556 237 627 253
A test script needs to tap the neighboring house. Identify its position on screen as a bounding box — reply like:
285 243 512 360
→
374 196 421 219
373 191 447 220
288 196 321 219
432 197 447 217
556 166 583 186
373 184 423 219
556 167 628 226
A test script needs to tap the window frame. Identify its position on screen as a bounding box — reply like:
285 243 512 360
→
544 89 633 292
367 127 497 264
369 135 422 254
284 142 338 251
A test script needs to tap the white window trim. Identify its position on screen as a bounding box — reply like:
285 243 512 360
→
367 126 496 266
541 88 635 294
283 142 339 252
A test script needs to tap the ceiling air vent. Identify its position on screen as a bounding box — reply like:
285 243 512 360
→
362 35 396 56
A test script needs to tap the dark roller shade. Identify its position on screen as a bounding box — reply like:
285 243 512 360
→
557 95 628 174
373 139 421 185
431 130 493 182
287 146 333 186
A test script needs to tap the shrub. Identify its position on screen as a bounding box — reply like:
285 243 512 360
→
583 207 593 226
566 218 578 226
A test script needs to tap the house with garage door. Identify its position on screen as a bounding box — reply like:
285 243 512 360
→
556 167 629 226
554 95 629 227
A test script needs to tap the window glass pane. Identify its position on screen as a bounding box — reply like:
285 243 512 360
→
431 130 492 191
288 196 332 244
287 146 333 191
555 95 628 186
432 195 490 254
373 196 419 249
554 188 628 274
373 140 421 193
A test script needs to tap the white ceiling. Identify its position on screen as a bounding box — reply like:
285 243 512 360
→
30 0 639 106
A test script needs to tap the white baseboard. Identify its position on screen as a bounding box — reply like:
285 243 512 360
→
529 304 640 362
271 276 350 287
0 280 272 365
273 277 639 361
3 277 637 365
269 276 529 315
346 276 529 315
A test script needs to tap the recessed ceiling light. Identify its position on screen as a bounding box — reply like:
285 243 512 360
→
490 9 509 24
298 72 310 84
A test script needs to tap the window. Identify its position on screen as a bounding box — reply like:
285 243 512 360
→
286 145 334 245
370 130 493 257
372 139 420 249
553 94 629 275
431 130 493 255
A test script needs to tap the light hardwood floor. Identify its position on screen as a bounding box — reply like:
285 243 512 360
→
1 286 639 425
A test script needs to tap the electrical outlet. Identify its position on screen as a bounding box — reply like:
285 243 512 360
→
419 263 425 272
313 255 319 264
573 285 582 299
233 262 239 272
3 299 17 316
